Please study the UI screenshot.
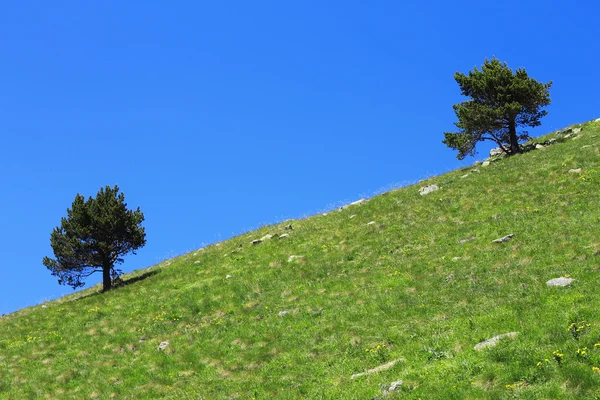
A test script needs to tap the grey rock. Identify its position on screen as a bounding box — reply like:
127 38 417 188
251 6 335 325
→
569 168 582 174
278 310 290 317
492 234 514 243
482 160 491 167
260 234 274 241
251 239 262 245
157 341 169 351
546 277 574 287
460 173 469 178
445 274 454 282
573 127 582 134
474 332 518 351
419 184 439 196
351 359 401 380
279 233 289 239
473 161 482 166
379 380 404 397
471 168 480 173
535 144 545 149
489 146 506 157
458 235 476 244
572 135 581 140
366 221 376 226
284 224 293 230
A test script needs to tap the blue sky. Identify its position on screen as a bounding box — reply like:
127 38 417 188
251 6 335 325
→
1 1 598 315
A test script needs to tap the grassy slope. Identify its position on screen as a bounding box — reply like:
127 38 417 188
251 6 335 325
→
2 119 600 399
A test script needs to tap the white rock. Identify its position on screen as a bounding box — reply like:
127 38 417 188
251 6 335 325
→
474 332 518 351
279 233 289 239
349 215 356 219
366 221 375 225
419 184 439 196
260 234 273 241
251 239 262 245
582 145 592 148
489 147 505 157
278 311 290 317
568 168 582 174
535 144 545 149
157 341 169 351
350 199 366 206
226 274 233 279
381 380 404 396
288 255 304 262
546 277 574 287
460 174 469 178
492 234 514 243
193 260 201 264
595 117 600 122
351 359 401 380
482 160 491 167
573 127 582 134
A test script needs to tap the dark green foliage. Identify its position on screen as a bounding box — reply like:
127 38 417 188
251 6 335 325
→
444 58 552 159
43 185 146 292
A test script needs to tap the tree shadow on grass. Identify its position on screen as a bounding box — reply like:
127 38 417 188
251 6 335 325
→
70 269 160 302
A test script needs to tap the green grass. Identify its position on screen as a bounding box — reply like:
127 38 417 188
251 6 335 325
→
2 119 600 399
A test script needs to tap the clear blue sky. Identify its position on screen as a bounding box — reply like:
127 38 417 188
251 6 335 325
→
1 1 598 315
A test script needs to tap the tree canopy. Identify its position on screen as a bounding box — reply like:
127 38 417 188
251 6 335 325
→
43 185 146 292
443 58 552 159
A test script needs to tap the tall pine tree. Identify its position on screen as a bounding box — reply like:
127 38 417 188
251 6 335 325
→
444 58 552 159
43 185 146 292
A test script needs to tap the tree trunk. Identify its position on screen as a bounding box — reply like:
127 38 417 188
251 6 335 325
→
102 261 112 292
508 118 521 154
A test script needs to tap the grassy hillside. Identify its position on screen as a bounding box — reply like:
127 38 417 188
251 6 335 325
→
2 118 600 399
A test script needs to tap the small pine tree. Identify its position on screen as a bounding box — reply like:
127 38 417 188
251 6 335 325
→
443 58 552 159
43 185 146 292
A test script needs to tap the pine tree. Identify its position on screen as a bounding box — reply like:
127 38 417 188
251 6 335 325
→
443 58 552 159
43 185 146 292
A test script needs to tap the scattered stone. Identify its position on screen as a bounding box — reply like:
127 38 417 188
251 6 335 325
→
445 274 454 282
473 161 482 166
260 234 274 241
474 332 518 351
226 274 233 279
568 168 582 174
492 234 514 243
279 233 289 239
380 380 403 397
481 160 491 167
278 311 290 317
460 174 469 178
322 213 328 216
535 144 545 149
351 359 401 380
489 146 506 157
251 239 262 245
582 145 592 148
546 277 574 287
157 341 169 351
367 221 376 226
349 215 356 219
458 235 476 244
41 304 47 308
471 168 480 173
284 224 293 230
564 133 572 139
595 117 600 122
451 257 461 262
573 127 582 134
419 184 439 196
193 261 201 264
572 135 581 140
351 199 366 206
288 255 304 262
